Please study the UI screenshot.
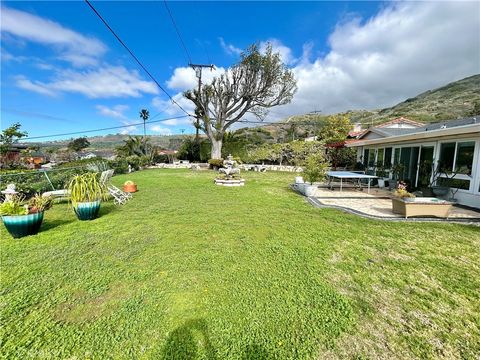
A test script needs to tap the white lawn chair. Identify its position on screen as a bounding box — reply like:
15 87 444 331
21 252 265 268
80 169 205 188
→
100 170 132 205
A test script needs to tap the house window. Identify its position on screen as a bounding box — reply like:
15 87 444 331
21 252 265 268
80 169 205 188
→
363 149 369 167
377 148 384 166
384 148 392 169
439 141 476 175
437 178 470 190
394 148 401 165
439 142 456 171
368 150 375 167
455 141 475 175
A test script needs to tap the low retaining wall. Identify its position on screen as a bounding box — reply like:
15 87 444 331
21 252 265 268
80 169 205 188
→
148 163 303 172
240 164 303 172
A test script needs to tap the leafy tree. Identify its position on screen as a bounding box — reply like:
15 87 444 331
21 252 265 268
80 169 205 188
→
318 115 352 144
184 43 297 159
139 109 150 139
116 136 156 163
326 147 356 170
0 123 28 155
0 123 28 168
177 136 201 162
67 137 90 152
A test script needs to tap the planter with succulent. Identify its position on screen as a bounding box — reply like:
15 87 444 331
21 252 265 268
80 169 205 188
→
68 172 108 220
123 180 137 193
391 181 452 218
301 153 329 197
0 194 53 238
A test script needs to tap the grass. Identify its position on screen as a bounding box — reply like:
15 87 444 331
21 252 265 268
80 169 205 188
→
1 169 479 359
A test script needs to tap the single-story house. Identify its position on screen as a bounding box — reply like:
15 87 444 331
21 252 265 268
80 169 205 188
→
347 117 480 209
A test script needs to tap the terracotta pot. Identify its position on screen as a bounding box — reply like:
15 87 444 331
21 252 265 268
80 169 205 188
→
123 184 137 193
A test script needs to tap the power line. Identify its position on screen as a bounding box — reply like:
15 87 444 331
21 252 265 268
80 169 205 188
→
163 0 192 64
84 0 191 117
23 115 190 140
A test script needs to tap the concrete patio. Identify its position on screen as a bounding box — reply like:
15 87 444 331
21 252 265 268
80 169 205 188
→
306 186 480 223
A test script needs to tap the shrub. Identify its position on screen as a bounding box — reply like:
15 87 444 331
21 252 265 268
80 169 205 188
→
0 167 89 198
107 158 129 174
303 153 329 184
208 159 224 169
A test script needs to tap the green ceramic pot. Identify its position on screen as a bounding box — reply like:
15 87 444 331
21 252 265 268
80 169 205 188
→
74 200 101 221
2 212 44 238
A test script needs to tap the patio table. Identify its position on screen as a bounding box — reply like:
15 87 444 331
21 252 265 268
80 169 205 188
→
327 171 377 193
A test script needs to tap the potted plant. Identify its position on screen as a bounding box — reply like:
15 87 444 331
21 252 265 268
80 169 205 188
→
301 153 329 197
375 163 389 188
389 163 405 190
68 172 108 220
0 194 53 238
123 180 137 193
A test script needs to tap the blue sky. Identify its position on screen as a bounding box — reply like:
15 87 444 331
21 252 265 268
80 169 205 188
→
1 1 479 142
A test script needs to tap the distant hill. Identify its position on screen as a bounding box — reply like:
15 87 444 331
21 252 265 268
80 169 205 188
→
35 134 192 152
343 74 480 125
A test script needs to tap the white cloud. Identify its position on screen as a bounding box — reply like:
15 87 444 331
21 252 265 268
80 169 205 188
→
16 66 159 98
120 124 138 135
150 125 172 135
14 75 57 97
96 104 129 119
1 6 107 67
219 37 242 56
166 66 226 91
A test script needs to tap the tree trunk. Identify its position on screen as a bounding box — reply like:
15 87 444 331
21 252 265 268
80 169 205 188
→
210 138 223 159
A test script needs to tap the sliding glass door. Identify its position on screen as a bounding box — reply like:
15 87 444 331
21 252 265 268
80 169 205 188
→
392 145 434 188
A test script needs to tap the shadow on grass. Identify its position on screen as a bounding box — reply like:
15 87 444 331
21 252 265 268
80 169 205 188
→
159 319 271 360
160 319 217 360
41 218 75 231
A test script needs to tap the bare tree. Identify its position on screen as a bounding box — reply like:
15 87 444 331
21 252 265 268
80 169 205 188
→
184 44 297 159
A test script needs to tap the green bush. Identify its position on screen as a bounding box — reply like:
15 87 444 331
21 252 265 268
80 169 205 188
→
303 153 330 184
208 159 224 169
107 158 129 174
0 167 90 198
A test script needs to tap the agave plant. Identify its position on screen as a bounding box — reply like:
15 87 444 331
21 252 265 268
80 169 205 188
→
67 172 108 208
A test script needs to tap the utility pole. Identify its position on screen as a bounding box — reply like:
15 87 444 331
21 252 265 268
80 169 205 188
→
189 63 215 142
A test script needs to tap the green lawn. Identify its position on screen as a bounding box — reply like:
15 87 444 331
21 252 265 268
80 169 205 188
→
1 169 479 359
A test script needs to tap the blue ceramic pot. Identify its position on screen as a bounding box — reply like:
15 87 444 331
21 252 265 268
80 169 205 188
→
74 200 101 220
2 212 44 238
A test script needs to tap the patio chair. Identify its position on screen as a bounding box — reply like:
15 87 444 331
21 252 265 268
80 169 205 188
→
100 170 132 205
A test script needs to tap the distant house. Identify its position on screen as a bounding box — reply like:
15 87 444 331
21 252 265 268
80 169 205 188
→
79 152 97 160
347 117 480 209
21 150 46 169
93 150 116 161
0 143 29 167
